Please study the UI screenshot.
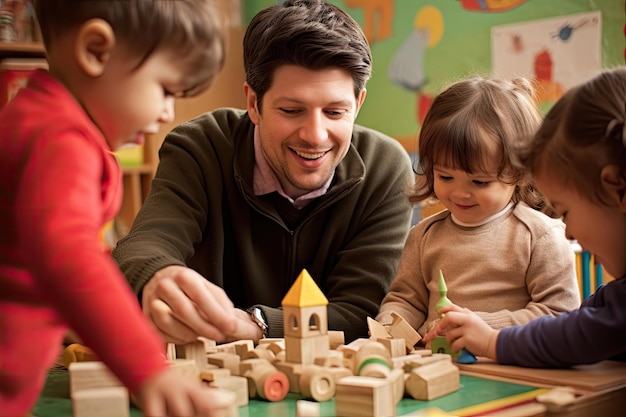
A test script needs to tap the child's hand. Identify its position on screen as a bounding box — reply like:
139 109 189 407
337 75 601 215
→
135 367 220 417
424 305 499 360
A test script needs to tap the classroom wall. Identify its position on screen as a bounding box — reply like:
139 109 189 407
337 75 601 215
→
244 0 624 152
146 0 624 195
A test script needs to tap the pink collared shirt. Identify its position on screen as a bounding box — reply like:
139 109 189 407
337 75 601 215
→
252 126 333 209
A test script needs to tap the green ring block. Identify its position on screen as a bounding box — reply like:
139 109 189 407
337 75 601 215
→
356 356 392 375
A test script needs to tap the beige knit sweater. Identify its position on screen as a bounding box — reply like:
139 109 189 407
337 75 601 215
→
377 203 580 337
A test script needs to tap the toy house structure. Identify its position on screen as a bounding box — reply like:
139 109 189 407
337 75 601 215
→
283 269 330 365
66 269 461 417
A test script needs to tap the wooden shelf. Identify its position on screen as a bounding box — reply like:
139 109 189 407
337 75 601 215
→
121 164 153 175
116 164 154 238
0 41 45 58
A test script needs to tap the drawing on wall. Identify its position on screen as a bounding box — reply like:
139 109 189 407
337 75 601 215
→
459 0 528 13
345 0 394 44
492 11 601 103
387 5 443 124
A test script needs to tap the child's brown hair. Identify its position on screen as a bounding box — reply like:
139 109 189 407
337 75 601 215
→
521 67 626 207
34 0 225 97
412 76 556 216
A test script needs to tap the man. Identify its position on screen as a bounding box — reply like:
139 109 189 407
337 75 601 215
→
112 0 413 345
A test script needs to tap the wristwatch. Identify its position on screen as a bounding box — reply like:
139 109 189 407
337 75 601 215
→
246 306 268 337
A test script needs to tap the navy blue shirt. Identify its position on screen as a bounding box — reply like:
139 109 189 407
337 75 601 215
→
497 275 626 367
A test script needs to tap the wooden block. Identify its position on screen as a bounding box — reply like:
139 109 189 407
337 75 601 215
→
344 338 371 349
335 375 395 417
241 346 276 361
430 335 458 357
199 367 231 382
313 350 345 368
274 350 286 363
285 334 329 365
357 356 391 379
337 339 370 373
296 399 321 417
392 353 432 370
388 312 422 353
405 358 460 400
377 338 406 358
216 339 254 357
239 358 274 376
207 387 238 417
356 341 392 363
536 387 577 412
168 359 200 381
355 341 392 378
198 336 217 353
402 353 451 373
265 343 285 356
258 338 285 349
299 365 336 402
327 366 353 383
389 368 405 405
275 361 304 393
367 317 390 341
68 362 122 397
411 348 433 357
166 343 177 361
208 375 249 407
72 387 129 417
207 352 241 376
240 358 289 401
328 331 345 350
176 340 208 369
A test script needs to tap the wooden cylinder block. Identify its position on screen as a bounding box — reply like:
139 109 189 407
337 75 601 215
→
355 341 392 378
244 361 289 402
260 370 289 402
356 356 392 378
299 365 336 402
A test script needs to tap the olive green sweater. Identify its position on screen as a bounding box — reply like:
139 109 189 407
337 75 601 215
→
112 108 414 342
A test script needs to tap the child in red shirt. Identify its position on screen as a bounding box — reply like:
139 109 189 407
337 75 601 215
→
0 1 237 416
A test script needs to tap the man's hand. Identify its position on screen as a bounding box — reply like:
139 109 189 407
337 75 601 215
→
226 308 266 345
141 265 239 344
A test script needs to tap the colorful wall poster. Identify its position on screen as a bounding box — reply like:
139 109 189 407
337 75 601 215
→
492 11 602 107
243 0 624 150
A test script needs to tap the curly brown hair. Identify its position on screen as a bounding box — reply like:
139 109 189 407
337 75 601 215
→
412 75 558 217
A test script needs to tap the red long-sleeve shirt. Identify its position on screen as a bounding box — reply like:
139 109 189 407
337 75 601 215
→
0 70 167 416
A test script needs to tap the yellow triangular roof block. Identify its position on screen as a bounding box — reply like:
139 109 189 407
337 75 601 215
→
282 269 329 307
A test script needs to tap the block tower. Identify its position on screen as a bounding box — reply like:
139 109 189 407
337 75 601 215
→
282 269 330 365
432 270 476 364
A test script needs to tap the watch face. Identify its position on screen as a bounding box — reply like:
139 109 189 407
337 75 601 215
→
248 307 268 334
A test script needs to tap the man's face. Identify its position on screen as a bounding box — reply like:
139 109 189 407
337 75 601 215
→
245 65 366 199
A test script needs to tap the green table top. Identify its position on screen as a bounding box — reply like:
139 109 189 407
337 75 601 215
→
34 367 544 417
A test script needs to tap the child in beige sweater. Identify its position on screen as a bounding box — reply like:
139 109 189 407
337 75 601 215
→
377 76 580 340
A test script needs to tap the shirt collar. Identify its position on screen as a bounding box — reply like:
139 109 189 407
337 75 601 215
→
252 125 332 209
451 202 514 227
